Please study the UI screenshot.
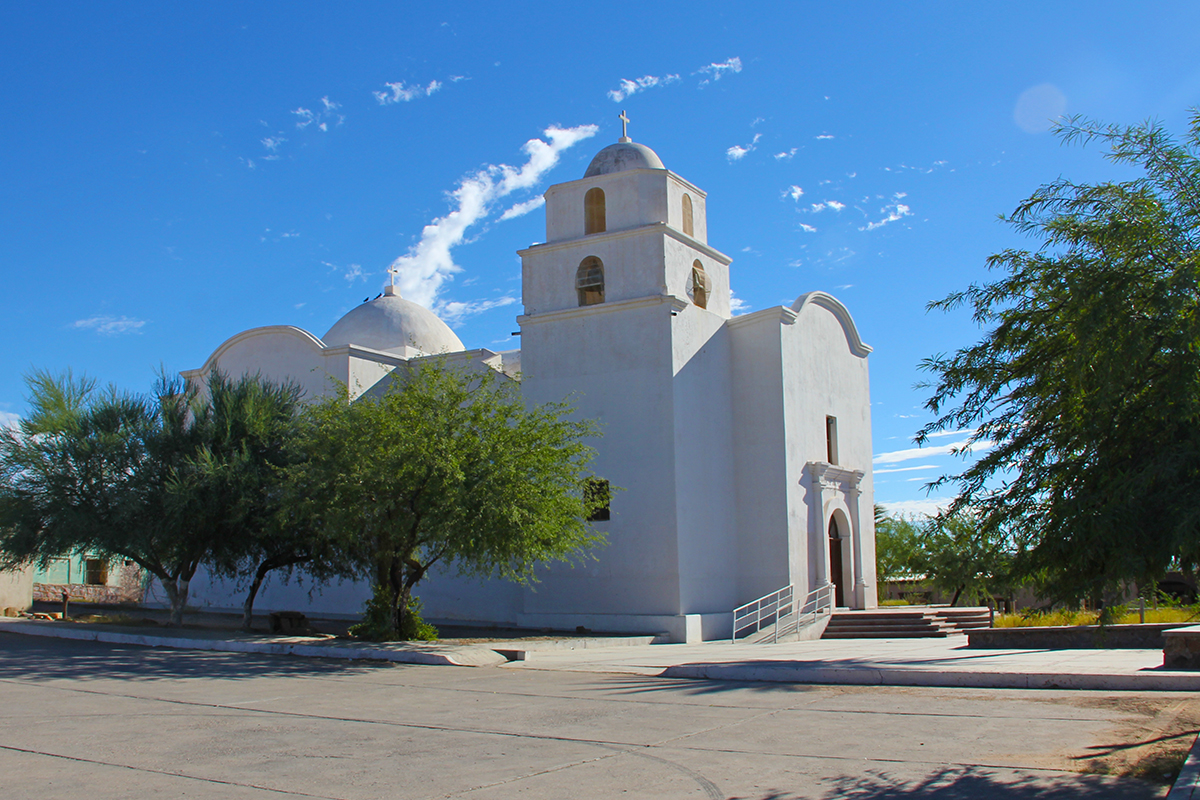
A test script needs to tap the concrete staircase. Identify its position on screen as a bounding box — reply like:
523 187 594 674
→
821 606 991 639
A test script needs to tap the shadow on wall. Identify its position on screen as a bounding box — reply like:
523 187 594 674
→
725 768 1161 799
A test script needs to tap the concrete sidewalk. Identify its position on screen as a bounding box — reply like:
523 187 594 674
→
3 614 1199 690
0 616 508 666
508 635 1200 691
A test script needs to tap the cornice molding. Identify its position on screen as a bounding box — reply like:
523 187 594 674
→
517 293 684 327
520 222 732 265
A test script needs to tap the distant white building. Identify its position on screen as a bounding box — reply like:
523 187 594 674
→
182 133 877 642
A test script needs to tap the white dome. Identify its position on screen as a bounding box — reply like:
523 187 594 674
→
584 140 665 177
323 289 464 355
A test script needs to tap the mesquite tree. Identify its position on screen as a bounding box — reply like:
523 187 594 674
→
285 360 608 640
919 111 1200 603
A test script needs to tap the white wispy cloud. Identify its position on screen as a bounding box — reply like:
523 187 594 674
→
924 428 976 439
374 79 443 105
784 185 804 201
810 200 844 212
262 136 285 151
774 148 798 160
874 464 941 475
799 223 817 233
878 498 949 518
73 315 147 336
498 195 545 221
729 291 750 316
292 96 343 131
696 57 743 84
388 124 598 307
435 296 518 327
861 197 913 231
873 438 993 465
607 73 681 102
726 132 761 161
0 411 20 430
815 133 835 140
323 261 367 283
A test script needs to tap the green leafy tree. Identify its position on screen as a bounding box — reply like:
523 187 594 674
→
911 512 1014 607
284 361 608 640
167 371 345 631
919 111 1200 604
874 505 922 585
0 371 206 625
0 369 324 628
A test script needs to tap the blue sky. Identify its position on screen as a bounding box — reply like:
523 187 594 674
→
3 3 1198 516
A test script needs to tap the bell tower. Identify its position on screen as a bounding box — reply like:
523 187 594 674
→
514 118 738 642
520 119 731 317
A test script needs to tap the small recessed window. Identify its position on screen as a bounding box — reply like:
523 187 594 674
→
825 416 839 465
85 558 108 586
681 193 694 237
585 478 611 522
576 256 605 306
687 261 709 309
584 187 606 234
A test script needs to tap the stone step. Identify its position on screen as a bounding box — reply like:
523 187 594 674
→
822 607 982 640
822 630 952 639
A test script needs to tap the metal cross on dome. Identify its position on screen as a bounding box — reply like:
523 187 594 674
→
619 110 630 139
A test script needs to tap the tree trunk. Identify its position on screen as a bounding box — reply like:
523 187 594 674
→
389 558 406 638
164 575 190 627
161 578 179 626
242 555 311 632
949 585 964 607
242 561 272 632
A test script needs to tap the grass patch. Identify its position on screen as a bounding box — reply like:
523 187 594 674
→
995 607 1199 628
879 599 910 606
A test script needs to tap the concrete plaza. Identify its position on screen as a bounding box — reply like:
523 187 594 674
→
1 632 1194 799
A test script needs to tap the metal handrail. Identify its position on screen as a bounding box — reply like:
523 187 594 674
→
799 582 834 624
732 582 835 644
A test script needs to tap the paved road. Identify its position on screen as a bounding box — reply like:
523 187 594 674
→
0 634 1182 799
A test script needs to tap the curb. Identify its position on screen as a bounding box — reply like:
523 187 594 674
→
1169 733 1200 800
661 662 1200 691
0 619 506 667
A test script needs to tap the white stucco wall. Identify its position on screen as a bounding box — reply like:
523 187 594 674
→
671 305 737 615
728 310 794 604
781 294 876 609
519 298 683 617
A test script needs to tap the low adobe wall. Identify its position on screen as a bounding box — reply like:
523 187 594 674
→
968 623 1191 649
33 583 144 605
1163 626 1200 669
0 564 35 613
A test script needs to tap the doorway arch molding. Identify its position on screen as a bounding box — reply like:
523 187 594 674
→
806 462 868 608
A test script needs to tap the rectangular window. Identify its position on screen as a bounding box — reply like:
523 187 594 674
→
85 558 108 586
825 416 839 465
585 478 611 522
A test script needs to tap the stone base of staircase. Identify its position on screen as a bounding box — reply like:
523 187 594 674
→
822 606 991 639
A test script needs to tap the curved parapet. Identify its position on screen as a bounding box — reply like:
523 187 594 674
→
185 325 327 378
790 291 873 358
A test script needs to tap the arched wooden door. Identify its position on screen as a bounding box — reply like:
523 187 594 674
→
829 517 845 607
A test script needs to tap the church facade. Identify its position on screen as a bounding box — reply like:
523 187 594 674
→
181 134 878 642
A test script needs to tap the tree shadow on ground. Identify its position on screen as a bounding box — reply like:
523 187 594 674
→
0 630 415 683
728 767 1162 800
595 672 830 697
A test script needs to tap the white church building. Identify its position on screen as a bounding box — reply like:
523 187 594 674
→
182 131 878 642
